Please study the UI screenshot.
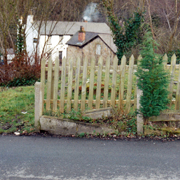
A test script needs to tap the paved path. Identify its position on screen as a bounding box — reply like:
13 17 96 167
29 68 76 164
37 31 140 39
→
0 135 180 180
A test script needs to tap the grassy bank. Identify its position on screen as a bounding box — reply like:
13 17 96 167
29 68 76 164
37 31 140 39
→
0 86 35 134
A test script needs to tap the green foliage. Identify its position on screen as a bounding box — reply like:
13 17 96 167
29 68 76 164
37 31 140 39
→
167 50 180 64
102 1 144 63
78 132 85 137
5 77 38 87
15 18 26 61
67 109 92 122
126 118 137 134
136 31 170 119
0 86 35 134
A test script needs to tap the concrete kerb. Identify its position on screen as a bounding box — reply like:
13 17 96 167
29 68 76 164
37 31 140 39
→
40 116 115 136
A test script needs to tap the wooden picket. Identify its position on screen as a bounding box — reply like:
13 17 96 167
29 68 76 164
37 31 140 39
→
46 57 52 111
126 55 134 114
40 54 180 116
169 54 176 105
81 57 88 112
67 58 73 112
40 58 46 113
88 57 95 110
74 58 80 111
118 55 126 110
103 57 110 108
111 56 118 107
176 62 180 110
53 58 59 112
96 57 103 109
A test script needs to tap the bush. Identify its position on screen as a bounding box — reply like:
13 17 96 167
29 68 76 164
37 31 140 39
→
0 56 40 87
136 31 169 123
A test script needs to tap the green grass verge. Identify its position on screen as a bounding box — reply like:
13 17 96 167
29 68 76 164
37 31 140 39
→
0 86 35 134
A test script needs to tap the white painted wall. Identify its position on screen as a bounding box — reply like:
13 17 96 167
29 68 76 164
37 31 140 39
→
26 15 72 63
39 35 71 62
25 15 38 62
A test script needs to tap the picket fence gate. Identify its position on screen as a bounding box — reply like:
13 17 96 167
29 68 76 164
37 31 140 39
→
35 54 180 133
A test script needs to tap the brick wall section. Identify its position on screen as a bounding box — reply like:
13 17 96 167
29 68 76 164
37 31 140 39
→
67 37 116 66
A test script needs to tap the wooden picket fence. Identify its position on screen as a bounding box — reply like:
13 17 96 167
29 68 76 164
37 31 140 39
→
39 54 180 117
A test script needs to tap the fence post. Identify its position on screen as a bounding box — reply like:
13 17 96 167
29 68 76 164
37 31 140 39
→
137 85 143 134
35 82 43 132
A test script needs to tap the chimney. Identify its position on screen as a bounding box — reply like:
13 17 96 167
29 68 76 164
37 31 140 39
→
78 26 85 42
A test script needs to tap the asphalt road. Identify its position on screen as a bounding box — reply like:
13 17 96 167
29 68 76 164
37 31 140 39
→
0 135 180 180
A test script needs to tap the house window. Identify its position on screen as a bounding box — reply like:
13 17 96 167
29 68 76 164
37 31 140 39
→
33 38 38 43
96 44 101 55
47 36 52 45
59 51 62 65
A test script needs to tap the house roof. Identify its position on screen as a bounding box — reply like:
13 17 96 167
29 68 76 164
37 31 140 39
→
33 21 111 35
67 32 117 53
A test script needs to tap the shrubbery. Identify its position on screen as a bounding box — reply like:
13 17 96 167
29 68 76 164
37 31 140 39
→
136 31 170 123
0 56 40 87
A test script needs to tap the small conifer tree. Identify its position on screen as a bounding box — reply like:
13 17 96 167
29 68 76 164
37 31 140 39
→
16 17 26 64
136 31 169 123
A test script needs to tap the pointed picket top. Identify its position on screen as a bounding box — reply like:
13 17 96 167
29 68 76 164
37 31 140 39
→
121 55 126 63
137 55 142 61
163 53 168 68
170 53 177 71
130 54 135 62
163 53 168 60
171 54 177 64
172 53 177 58
114 55 118 62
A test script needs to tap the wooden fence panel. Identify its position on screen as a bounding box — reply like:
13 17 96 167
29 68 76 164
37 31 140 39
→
74 58 81 111
118 55 126 110
67 58 73 112
81 57 88 112
88 57 95 110
111 56 118 107
40 54 180 117
169 54 176 105
53 58 59 112
60 57 66 113
96 57 103 109
126 55 134 114
103 57 110 108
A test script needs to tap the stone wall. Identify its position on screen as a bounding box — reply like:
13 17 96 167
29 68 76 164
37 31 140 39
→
67 37 116 66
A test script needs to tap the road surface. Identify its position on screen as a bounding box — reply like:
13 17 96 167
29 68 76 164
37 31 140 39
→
0 135 180 180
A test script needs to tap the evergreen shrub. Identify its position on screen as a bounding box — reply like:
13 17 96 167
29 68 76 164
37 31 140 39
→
136 31 170 123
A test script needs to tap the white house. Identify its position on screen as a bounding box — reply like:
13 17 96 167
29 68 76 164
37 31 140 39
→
25 15 112 63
